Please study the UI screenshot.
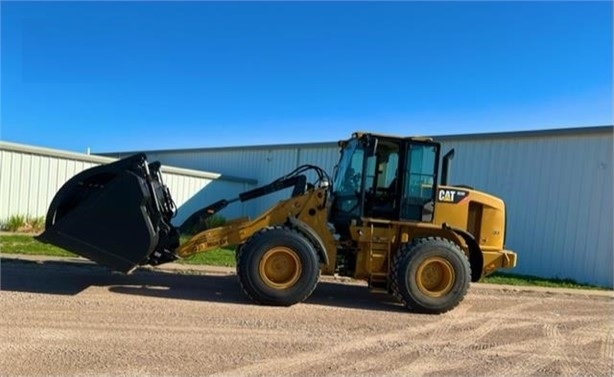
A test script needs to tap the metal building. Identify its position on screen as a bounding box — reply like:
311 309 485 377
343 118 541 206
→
107 126 613 287
0 141 256 227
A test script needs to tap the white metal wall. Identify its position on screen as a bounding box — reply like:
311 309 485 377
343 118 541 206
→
440 130 613 288
110 143 341 216
110 145 351 217
107 127 613 287
0 142 255 227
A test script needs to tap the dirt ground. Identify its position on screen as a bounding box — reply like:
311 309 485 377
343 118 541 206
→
1 257 612 377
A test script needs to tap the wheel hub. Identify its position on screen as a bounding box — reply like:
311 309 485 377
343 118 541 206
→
415 256 455 297
259 247 302 289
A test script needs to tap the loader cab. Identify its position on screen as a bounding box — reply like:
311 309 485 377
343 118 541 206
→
330 133 440 232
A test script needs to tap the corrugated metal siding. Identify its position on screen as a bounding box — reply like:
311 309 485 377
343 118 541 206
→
0 142 254 228
136 145 341 215
439 132 613 288
0 149 99 220
142 147 303 215
297 146 341 177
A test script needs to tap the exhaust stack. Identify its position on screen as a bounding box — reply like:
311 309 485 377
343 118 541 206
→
441 148 455 186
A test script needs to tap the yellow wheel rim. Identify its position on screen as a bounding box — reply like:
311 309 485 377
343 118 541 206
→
258 247 302 289
415 257 455 297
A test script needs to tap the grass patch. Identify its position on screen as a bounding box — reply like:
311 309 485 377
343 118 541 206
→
178 248 236 267
0 233 235 267
1 215 46 233
4 215 27 232
482 272 606 290
0 233 75 256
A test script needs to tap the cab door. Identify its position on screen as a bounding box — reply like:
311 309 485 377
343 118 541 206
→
399 142 440 222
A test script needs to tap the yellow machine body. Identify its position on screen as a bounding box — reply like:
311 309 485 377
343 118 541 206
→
177 184 516 286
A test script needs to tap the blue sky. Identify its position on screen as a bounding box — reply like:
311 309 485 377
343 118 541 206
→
1 1 612 153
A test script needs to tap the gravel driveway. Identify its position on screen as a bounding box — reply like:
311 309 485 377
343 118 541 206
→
1 256 612 376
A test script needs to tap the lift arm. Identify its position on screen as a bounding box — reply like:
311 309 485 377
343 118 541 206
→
178 174 307 234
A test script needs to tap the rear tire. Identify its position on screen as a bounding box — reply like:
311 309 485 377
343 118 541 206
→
236 226 320 306
391 237 471 314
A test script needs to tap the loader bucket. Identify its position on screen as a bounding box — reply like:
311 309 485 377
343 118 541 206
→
36 154 180 273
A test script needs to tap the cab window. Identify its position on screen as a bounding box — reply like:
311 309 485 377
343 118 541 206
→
401 143 438 221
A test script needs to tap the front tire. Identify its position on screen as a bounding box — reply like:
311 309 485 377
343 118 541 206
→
236 226 320 306
391 237 471 314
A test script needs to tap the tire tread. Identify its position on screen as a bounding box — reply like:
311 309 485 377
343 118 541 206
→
236 225 319 306
391 237 471 314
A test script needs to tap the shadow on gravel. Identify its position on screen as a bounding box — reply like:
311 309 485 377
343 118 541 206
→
1 258 406 313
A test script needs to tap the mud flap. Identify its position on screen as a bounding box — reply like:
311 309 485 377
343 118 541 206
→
37 154 179 273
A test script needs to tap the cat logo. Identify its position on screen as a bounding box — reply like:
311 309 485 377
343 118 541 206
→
437 189 469 204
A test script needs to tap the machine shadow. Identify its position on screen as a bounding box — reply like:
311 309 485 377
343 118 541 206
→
1 259 406 313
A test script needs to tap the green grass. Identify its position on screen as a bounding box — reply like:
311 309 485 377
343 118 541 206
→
0 233 236 267
4 215 27 232
1 215 46 233
482 272 604 290
0 234 609 290
177 248 236 267
0 234 75 256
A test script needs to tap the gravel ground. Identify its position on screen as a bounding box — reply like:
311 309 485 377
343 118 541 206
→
1 256 613 376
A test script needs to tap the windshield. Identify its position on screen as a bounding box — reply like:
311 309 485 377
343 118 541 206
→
333 139 364 195
330 138 366 219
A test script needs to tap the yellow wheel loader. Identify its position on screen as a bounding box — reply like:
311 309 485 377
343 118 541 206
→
38 132 517 313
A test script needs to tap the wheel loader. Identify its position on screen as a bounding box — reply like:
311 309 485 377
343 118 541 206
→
37 132 517 313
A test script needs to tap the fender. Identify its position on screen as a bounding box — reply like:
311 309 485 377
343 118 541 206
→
443 223 483 282
287 217 330 267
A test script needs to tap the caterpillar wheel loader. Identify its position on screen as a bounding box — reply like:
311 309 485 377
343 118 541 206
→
37 132 517 314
